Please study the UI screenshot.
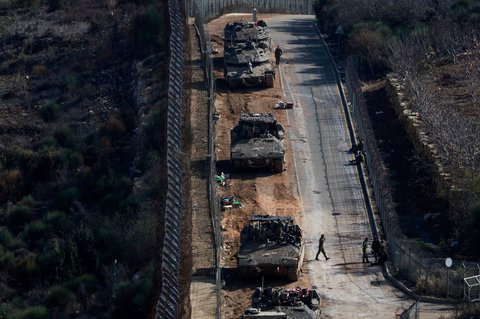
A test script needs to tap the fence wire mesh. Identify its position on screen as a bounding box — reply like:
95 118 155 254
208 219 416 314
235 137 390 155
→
154 0 184 318
344 56 480 300
189 0 313 19
192 1 222 317
400 300 419 319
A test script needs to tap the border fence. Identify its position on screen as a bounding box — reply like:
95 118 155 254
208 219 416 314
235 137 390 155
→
344 55 480 300
192 0 223 317
189 0 313 19
400 300 419 319
154 0 184 318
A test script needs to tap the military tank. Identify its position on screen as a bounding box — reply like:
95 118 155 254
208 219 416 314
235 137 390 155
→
241 287 320 319
238 215 304 281
224 41 275 88
230 113 285 173
224 21 270 45
223 21 274 89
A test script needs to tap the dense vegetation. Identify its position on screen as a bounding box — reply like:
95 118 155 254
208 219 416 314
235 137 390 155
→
314 0 480 256
0 0 168 318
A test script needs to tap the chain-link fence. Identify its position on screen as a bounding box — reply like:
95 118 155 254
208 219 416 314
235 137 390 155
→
344 55 480 300
192 1 222 317
154 0 184 318
400 300 419 319
189 0 313 19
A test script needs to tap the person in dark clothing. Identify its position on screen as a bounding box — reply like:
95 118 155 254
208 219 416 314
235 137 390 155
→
362 237 369 263
371 237 380 263
357 139 364 152
378 241 388 263
275 45 283 66
349 151 364 165
315 234 330 261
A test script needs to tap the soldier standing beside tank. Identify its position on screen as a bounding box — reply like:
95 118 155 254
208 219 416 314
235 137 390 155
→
275 45 283 66
315 234 330 261
275 218 284 243
362 237 369 263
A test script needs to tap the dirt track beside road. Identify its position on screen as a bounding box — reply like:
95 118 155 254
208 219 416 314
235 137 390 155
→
207 14 309 318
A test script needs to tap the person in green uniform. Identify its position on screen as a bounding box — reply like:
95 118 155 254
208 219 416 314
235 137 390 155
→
362 237 369 263
315 234 330 261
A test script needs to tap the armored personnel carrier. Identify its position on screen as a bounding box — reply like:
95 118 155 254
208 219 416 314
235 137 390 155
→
242 287 320 319
238 215 304 281
230 113 285 173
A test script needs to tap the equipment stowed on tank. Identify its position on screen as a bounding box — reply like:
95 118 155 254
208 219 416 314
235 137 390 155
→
237 215 305 281
230 112 285 173
241 286 321 319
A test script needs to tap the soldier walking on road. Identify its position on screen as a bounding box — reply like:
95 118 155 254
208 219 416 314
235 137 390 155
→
362 237 369 263
275 45 283 66
315 234 330 261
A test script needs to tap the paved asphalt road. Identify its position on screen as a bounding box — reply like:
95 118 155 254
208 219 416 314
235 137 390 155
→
267 15 411 318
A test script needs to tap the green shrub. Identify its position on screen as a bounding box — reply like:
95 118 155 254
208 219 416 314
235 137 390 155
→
0 227 13 247
44 211 70 234
144 109 163 151
111 269 154 319
0 169 23 203
45 285 74 311
59 149 84 170
37 237 65 280
18 195 37 208
66 274 97 294
6 205 32 233
74 223 99 273
14 253 40 286
97 176 135 212
0 245 15 269
47 0 62 12
132 6 164 50
124 209 156 265
66 151 84 170
101 115 126 139
54 187 80 211
39 100 61 122
53 127 77 149
38 136 57 150
13 147 35 169
11 306 48 319
30 149 63 181
23 220 52 249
